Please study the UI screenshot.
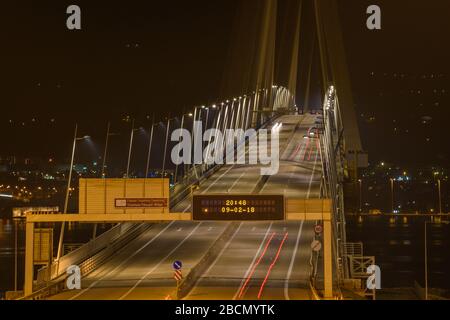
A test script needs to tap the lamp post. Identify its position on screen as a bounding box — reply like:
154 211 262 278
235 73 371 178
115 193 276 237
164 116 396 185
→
93 122 117 239
174 114 186 184
438 179 442 214
56 124 90 264
390 178 395 213
126 119 135 178
162 117 174 181
358 179 363 213
101 122 111 178
145 116 156 179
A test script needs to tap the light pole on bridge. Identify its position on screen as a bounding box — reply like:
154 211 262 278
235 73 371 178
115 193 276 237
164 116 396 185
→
390 178 395 214
145 115 157 179
56 124 90 265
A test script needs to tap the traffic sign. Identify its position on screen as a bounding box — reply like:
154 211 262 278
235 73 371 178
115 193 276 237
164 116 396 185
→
311 240 322 252
314 224 323 235
173 260 183 270
174 270 183 281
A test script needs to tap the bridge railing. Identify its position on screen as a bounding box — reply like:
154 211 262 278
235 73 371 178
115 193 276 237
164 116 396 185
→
35 222 141 286
320 86 349 283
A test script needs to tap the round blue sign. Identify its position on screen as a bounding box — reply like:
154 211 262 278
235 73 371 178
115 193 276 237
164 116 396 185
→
173 260 183 270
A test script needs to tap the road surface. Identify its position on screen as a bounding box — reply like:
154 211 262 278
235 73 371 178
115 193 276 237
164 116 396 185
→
50 114 323 300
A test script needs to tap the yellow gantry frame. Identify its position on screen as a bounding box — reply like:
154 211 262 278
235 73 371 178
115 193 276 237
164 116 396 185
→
24 207 333 299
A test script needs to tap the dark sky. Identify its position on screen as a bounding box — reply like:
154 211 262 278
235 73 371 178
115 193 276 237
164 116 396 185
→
1 0 449 168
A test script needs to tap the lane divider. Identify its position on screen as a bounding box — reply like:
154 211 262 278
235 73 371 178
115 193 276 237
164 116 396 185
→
118 222 203 300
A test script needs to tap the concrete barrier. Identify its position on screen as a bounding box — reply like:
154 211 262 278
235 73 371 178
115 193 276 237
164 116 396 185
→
177 222 238 299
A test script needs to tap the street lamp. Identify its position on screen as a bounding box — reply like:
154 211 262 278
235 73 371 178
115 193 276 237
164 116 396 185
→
101 122 111 178
174 114 187 184
162 117 175 181
56 124 90 264
126 120 144 178
358 179 363 213
438 179 442 214
390 178 395 214
126 119 135 178
145 115 156 179
100 122 120 178
93 122 120 240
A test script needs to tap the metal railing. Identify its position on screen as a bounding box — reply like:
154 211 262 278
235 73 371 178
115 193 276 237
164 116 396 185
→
23 223 152 300
319 87 378 301
346 255 376 300
319 86 348 283
343 242 363 257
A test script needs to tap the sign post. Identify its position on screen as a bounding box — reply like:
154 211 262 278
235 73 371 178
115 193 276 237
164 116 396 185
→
173 261 183 300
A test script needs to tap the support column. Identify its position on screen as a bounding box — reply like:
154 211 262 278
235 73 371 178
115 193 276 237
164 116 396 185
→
24 221 35 297
323 219 333 299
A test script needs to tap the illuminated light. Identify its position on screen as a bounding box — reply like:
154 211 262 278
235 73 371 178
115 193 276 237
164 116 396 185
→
239 233 276 299
0 194 13 198
272 123 282 131
258 232 289 300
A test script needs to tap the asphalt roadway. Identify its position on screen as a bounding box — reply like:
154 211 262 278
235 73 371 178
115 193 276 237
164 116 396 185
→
50 114 323 300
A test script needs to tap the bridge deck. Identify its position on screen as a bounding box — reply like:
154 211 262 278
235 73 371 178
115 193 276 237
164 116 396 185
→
49 114 324 300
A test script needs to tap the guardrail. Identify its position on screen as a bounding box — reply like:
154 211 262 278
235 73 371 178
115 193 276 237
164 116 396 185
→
36 223 138 286
343 242 363 257
21 223 152 300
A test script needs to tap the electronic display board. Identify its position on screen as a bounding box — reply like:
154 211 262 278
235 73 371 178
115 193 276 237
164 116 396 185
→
193 195 285 221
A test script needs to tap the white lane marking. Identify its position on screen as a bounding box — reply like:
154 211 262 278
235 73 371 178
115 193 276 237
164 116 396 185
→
177 228 182 232
202 156 247 194
284 221 304 300
233 222 273 300
279 136 307 196
251 227 256 232
69 221 175 300
183 204 191 212
202 222 243 277
118 222 203 300
284 141 318 300
228 171 246 193
202 125 263 194
306 149 319 199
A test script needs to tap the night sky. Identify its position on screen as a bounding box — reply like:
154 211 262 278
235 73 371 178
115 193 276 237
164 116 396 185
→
1 0 449 168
